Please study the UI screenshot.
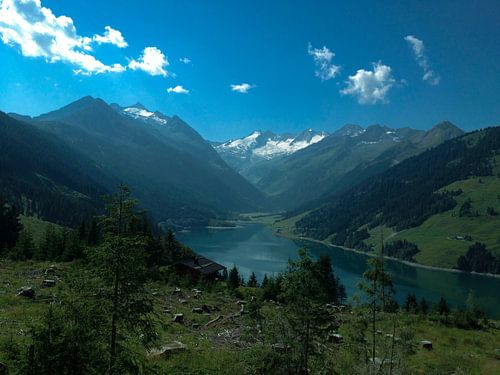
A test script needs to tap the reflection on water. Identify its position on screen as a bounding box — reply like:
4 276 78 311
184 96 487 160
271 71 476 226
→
177 223 500 318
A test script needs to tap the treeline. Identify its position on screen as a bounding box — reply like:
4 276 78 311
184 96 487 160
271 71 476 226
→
296 126 500 244
225 253 347 306
385 240 420 261
0 112 108 227
457 242 500 274
0 193 194 271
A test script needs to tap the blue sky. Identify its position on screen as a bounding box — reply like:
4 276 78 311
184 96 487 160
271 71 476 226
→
0 0 499 141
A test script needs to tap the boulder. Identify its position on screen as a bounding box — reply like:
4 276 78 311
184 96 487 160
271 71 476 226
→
271 343 290 353
328 333 343 343
172 287 182 295
179 299 188 304
41 279 56 288
236 300 247 305
420 340 433 350
192 307 203 314
16 287 35 299
192 323 200 329
44 267 57 275
172 314 184 323
149 341 187 357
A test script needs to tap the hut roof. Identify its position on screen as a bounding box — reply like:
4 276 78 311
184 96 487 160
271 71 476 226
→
177 256 226 275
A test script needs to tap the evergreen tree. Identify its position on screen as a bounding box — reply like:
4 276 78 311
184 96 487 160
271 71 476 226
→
314 254 346 304
247 272 258 287
420 297 429 315
228 265 240 290
261 274 269 288
35 225 58 261
87 217 99 246
12 228 35 260
278 250 333 374
359 240 395 365
77 220 87 242
87 185 156 373
0 198 22 253
404 293 418 313
436 296 450 316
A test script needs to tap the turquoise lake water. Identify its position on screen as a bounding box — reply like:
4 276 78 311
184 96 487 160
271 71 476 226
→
177 223 500 318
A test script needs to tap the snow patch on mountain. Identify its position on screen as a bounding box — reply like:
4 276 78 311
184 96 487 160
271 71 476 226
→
216 129 328 161
121 106 168 125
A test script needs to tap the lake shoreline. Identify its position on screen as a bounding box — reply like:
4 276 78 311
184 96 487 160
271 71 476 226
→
268 225 500 280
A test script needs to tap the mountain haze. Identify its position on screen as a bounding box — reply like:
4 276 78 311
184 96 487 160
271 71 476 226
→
246 122 464 210
17 97 266 227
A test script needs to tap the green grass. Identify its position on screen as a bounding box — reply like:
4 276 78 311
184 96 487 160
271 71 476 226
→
0 260 499 374
361 176 500 268
19 215 65 246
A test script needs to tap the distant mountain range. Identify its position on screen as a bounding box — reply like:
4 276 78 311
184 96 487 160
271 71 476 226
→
293 125 500 270
1 95 472 232
214 121 464 210
212 129 328 174
3 97 265 227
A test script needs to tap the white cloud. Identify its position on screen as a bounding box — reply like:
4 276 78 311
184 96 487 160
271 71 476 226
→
307 43 341 80
0 0 126 74
230 83 254 93
179 57 191 64
128 46 168 76
404 35 440 85
167 85 189 94
93 25 127 48
340 62 396 104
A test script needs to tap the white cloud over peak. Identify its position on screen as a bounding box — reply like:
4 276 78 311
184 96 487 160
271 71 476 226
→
128 46 169 76
230 83 254 93
340 62 396 104
179 57 191 64
93 26 128 48
167 85 189 94
404 35 440 85
307 43 341 80
0 0 126 74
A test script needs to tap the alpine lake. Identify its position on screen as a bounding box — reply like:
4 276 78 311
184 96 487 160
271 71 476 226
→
177 222 500 318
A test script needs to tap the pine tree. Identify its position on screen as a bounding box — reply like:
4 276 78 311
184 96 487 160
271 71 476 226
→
228 265 240 290
13 228 36 260
87 218 99 246
359 236 395 365
436 296 450 316
87 185 156 374
0 198 22 253
247 272 258 287
404 293 418 313
420 297 429 315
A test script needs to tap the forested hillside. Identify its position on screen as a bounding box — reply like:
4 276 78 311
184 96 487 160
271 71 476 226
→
246 122 463 210
0 112 111 225
295 126 500 271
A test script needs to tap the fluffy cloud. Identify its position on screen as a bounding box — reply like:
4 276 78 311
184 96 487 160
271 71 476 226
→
230 83 254 93
179 57 191 64
128 46 169 76
340 62 396 104
93 26 127 48
307 43 341 80
404 35 440 85
0 0 126 74
167 85 189 94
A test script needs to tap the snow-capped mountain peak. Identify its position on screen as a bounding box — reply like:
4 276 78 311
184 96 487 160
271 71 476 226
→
214 129 328 161
119 104 168 125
